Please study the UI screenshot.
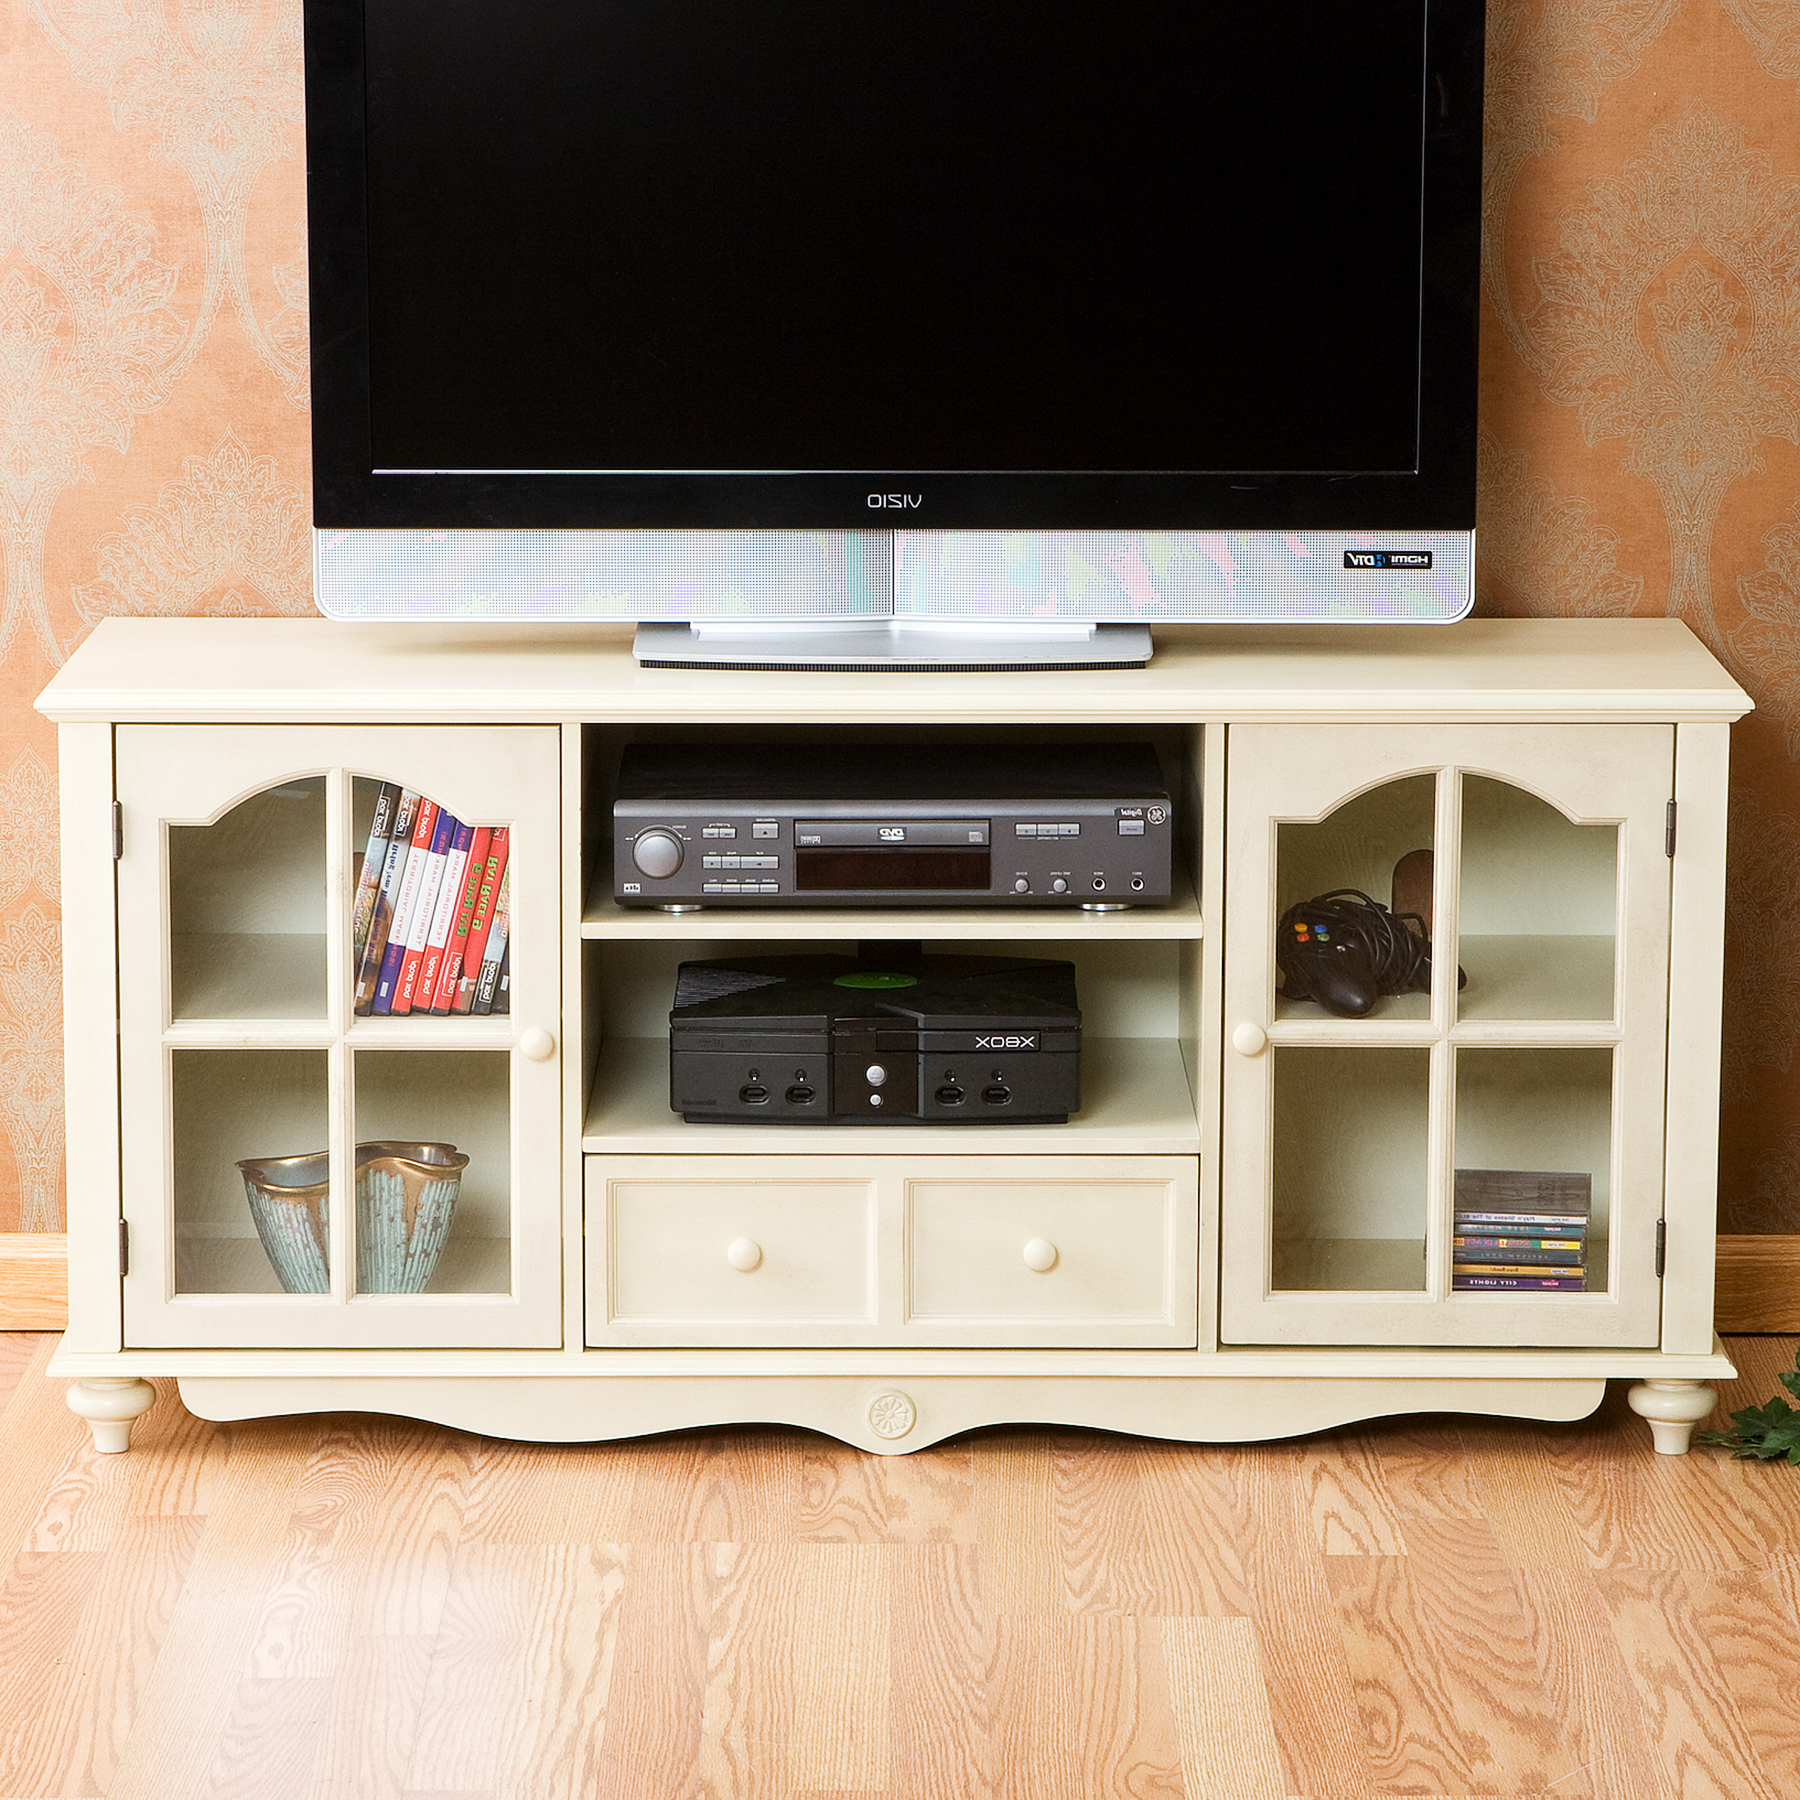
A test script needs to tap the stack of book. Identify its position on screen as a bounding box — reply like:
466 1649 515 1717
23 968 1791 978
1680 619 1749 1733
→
350 784 511 1016
1452 1168 1590 1292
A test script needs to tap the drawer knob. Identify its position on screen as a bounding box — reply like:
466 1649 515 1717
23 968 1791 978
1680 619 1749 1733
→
726 1236 763 1272
1231 1021 1268 1057
1022 1237 1059 1273
520 1028 557 1062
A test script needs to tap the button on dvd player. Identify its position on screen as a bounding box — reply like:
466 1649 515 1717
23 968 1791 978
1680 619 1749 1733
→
614 741 1172 909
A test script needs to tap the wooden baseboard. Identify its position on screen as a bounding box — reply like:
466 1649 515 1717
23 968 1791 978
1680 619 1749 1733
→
1714 1235 1800 1334
0 1233 68 1330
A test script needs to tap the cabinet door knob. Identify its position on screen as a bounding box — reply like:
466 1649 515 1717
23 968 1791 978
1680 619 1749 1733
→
727 1237 763 1272
1231 1021 1268 1057
1022 1237 1059 1272
520 1028 556 1062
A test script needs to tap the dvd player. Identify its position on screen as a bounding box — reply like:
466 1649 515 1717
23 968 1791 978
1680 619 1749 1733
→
614 741 1171 907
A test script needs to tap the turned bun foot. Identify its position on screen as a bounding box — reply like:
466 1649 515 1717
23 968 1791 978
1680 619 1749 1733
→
1627 1379 1715 1455
66 1377 158 1453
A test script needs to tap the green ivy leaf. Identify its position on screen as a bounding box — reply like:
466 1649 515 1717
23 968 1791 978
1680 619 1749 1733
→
1700 1350 1800 1461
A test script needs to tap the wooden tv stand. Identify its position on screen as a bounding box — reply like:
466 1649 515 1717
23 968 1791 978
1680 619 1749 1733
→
39 617 1747 1454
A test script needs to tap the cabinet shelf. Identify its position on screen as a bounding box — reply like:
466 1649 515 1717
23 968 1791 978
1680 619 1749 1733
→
582 1034 1200 1154
172 932 328 1023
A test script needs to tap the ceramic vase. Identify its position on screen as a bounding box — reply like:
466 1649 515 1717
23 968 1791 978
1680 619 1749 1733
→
355 1141 467 1294
237 1151 331 1293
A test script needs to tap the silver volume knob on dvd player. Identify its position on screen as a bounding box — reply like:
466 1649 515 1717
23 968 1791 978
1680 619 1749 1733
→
612 741 1173 907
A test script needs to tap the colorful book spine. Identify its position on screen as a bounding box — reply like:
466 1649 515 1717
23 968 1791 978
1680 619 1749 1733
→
428 824 491 1014
454 828 508 1014
1452 1272 1587 1290
394 806 459 1014
350 782 401 964
355 786 420 1014
1452 1238 1583 1265
472 866 511 1014
1454 1212 1588 1230
373 796 439 1015
415 819 474 1013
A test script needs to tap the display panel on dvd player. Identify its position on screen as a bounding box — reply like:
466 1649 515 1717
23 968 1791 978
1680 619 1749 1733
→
613 743 1172 907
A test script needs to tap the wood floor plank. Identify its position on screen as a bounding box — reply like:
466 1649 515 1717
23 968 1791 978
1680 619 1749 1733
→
887 1543 992 1800
591 1543 713 1800
0 1337 86 1564
1067 1616 1187 1799
0 1550 109 1795
0 1332 46 1410
1293 1432 1410 1556
101 1418 324 1800
1126 1442 1254 1618
795 1438 977 1544
203 1675 333 1800
245 1417 470 1680
1363 1417 1488 1523
1682 1568 1800 1796
622 1427 804 1545
697 1543 891 1796
1512 1569 1666 1800
1537 1389 1768 1572
1460 1433 1596 1572
458 1435 635 1547
971 1430 1064 1617
1226 1445 1377 1797
405 1542 628 1799
982 1610 1081 1800
306 1634 434 1800
1161 1615 1285 1799
6 1516 204 1799
1596 1566 1788 1800
1051 1431 1162 1615
1324 1544 1575 1795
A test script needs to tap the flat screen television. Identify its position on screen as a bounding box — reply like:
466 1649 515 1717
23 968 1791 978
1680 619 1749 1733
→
304 0 1484 665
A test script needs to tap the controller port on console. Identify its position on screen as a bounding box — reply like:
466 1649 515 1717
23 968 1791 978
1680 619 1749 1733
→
738 1083 769 1104
935 1084 966 1106
784 1084 815 1105
981 1083 1012 1105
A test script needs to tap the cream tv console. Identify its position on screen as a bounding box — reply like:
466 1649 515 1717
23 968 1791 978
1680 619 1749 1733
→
38 617 1749 1455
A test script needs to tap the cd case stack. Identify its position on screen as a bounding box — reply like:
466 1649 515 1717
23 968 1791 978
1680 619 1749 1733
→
1451 1169 1591 1292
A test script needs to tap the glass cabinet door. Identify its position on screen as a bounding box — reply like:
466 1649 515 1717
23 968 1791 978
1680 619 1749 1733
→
1220 724 1672 1348
115 725 561 1349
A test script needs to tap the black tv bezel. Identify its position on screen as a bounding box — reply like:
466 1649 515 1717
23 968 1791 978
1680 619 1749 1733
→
303 0 1484 534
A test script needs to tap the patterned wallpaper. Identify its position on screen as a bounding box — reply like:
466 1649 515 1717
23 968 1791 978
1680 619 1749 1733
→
1 0 1797 1234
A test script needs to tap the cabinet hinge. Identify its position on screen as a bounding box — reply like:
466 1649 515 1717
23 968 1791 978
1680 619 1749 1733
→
1655 1218 1667 1277
119 1218 129 1278
111 801 123 861
1665 799 1676 858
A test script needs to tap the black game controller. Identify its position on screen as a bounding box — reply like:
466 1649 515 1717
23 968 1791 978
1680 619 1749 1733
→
1276 889 1433 1018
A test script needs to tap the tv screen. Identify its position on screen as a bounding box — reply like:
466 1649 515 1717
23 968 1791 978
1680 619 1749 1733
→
305 0 1483 635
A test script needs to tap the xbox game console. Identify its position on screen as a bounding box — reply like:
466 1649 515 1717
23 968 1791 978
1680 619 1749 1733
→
669 952 1080 1123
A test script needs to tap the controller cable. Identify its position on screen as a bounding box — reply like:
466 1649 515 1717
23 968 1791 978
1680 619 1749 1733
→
1276 888 1434 1014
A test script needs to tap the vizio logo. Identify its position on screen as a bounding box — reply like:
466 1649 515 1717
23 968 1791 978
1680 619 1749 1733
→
868 493 923 509
975 1034 1039 1050
1344 549 1433 570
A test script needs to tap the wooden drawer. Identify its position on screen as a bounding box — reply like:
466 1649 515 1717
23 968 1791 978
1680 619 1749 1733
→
586 1154 1198 1348
906 1171 1197 1346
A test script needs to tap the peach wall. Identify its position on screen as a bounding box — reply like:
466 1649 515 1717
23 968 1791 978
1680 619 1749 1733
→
2 0 1797 1231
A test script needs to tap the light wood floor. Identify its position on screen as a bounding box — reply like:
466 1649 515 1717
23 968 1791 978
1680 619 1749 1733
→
2 1336 1798 1799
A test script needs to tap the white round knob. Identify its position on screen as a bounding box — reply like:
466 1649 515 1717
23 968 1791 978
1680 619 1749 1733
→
865 1064 887 1086
632 830 684 878
1231 1021 1268 1057
726 1237 762 1272
520 1027 556 1062
1023 1237 1058 1272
